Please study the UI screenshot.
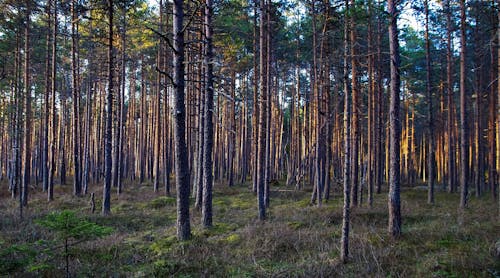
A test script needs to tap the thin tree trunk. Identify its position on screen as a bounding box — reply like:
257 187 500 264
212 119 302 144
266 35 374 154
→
202 0 215 228
48 0 58 201
388 0 402 238
257 0 267 220
71 0 81 196
425 0 435 204
341 1 351 261
102 0 114 215
22 0 32 207
459 0 469 209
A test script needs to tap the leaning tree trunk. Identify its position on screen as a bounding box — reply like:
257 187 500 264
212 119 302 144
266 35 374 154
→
388 0 402 238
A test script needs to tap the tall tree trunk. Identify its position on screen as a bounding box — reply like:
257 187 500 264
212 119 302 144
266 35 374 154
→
257 0 267 220
48 0 58 201
459 0 469 209
102 0 114 215
425 0 435 204
71 0 81 196
202 0 214 228
444 0 456 194
350 0 359 207
22 0 32 207
388 0 402 238
173 0 191 240
43 0 52 193
341 1 351 262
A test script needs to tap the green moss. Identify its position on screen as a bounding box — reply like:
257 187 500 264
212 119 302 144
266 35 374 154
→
149 235 177 256
145 196 176 209
295 198 311 208
230 197 253 210
287 221 305 230
224 234 241 244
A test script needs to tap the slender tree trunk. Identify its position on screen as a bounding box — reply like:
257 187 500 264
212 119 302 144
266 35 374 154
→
102 0 114 215
388 0 402 238
48 0 58 201
43 0 51 193
22 0 32 207
341 2 351 261
425 0 435 204
202 0 214 228
71 0 81 196
173 0 191 239
350 0 359 207
257 0 267 220
459 0 469 209
444 0 456 194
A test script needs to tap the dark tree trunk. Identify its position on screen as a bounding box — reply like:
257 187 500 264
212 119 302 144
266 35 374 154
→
71 0 81 196
173 0 191 240
257 0 267 220
202 0 215 228
22 0 32 207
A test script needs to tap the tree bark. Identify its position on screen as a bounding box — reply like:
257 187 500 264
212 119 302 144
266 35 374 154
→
173 0 191 240
425 0 435 204
388 0 402 238
102 0 114 215
22 0 32 207
459 0 469 209
341 1 351 262
202 0 215 228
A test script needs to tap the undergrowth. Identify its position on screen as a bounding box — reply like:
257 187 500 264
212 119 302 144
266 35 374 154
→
0 181 498 277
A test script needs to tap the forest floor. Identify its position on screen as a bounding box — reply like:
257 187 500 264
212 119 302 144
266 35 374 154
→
0 180 499 277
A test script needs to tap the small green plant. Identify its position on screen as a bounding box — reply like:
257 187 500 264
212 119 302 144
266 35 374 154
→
36 210 113 277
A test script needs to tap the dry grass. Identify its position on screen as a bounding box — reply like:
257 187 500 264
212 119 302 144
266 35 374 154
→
0 180 498 277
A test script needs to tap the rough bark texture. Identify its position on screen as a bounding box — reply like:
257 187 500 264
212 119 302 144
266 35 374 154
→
173 0 191 240
388 0 402 238
341 2 351 261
